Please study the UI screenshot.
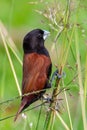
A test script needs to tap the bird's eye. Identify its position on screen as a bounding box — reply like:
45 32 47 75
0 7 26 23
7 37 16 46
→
37 33 43 39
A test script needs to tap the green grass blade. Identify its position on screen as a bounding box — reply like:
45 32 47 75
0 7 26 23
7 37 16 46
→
75 24 87 130
62 81 73 130
84 55 87 104
56 111 70 130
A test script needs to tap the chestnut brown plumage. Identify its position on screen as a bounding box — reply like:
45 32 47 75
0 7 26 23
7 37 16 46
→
14 29 52 121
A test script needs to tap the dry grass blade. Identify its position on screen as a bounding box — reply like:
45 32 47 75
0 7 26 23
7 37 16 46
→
0 28 21 96
0 21 22 65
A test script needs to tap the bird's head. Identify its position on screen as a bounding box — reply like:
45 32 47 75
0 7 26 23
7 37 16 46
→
23 29 50 53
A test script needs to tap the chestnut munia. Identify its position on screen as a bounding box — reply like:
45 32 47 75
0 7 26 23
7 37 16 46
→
14 29 52 121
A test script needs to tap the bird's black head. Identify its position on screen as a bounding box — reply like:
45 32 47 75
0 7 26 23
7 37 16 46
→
23 29 50 54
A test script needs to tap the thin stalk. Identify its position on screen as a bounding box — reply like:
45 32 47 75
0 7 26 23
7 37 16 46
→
75 24 87 130
0 88 53 106
62 25 75 68
0 102 46 122
1 57 6 98
62 81 73 130
0 29 21 96
0 21 22 65
56 111 70 130
45 67 62 130
7 43 22 66
84 56 87 104
36 104 43 130
51 26 64 67
0 21 19 53
63 0 70 26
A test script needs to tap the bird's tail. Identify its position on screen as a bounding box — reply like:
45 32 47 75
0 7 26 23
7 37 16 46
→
14 99 27 122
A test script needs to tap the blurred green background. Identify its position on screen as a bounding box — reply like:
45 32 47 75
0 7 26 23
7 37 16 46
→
0 0 87 130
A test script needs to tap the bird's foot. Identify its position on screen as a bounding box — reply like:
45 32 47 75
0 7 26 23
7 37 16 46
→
50 69 66 83
57 71 66 79
42 95 52 103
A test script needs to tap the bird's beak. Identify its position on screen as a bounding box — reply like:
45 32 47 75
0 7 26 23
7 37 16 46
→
43 30 50 40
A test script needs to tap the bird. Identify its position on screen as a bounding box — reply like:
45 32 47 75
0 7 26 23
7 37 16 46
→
14 29 52 121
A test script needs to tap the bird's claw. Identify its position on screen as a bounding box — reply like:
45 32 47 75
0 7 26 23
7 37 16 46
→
50 69 66 84
57 72 66 79
42 95 52 103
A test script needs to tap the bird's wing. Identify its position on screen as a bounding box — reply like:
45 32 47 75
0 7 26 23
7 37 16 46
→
22 53 51 95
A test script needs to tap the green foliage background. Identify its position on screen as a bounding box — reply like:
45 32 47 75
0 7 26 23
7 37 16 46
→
0 0 87 130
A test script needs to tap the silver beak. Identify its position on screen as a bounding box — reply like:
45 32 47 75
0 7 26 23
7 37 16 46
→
43 30 50 40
